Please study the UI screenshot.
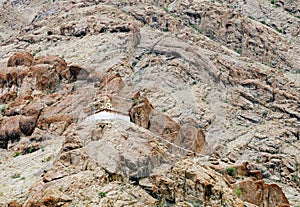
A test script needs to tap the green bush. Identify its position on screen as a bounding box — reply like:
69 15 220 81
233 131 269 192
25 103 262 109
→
260 20 266 25
235 188 242 197
13 151 20 157
11 174 21 179
226 167 236 177
236 49 242 54
98 192 106 198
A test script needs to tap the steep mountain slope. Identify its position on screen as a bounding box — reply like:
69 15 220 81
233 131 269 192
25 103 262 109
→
0 0 299 206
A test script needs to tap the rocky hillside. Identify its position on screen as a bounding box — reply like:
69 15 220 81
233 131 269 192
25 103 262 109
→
0 0 299 206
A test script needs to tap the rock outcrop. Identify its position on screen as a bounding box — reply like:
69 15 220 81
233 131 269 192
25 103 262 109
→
0 0 299 206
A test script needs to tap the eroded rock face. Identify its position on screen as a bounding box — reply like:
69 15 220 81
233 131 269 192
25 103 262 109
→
0 115 38 148
7 51 33 67
129 93 153 129
0 0 299 206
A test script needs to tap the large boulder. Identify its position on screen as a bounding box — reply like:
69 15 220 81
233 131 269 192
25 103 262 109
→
129 94 153 129
232 179 290 206
7 51 33 67
177 119 206 153
33 55 70 81
0 115 38 149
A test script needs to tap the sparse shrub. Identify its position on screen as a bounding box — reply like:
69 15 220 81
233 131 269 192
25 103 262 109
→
292 175 300 185
236 49 242 54
45 156 51 162
156 202 163 207
190 24 202 34
13 151 20 157
98 192 106 198
99 27 108 33
171 13 178 18
11 173 21 179
23 147 40 154
132 98 138 103
132 60 138 67
276 28 282 33
193 199 203 206
260 20 266 25
235 187 242 197
226 167 236 177
28 148 34 153
209 34 216 40
0 104 7 112
163 27 169 32
71 84 77 91
40 146 45 152
248 16 255 20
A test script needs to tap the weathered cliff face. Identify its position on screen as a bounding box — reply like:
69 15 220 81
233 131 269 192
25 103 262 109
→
0 0 299 206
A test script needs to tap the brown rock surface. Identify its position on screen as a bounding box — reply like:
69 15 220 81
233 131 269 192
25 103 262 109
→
0 0 299 206
7 51 33 67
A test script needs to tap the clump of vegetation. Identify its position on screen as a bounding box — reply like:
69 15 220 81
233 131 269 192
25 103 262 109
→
190 24 202 34
132 98 138 103
276 28 282 33
11 173 21 179
132 60 138 67
99 85 104 90
292 175 299 185
193 199 203 206
71 84 77 92
209 34 216 40
235 187 242 197
13 151 20 157
248 16 255 20
99 27 108 33
236 49 242 54
0 104 7 118
260 20 266 25
98 192 106 198
226 167 236 177
45 156 52 162
170 13 178 18
270 0 275 4
40 146 45 152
